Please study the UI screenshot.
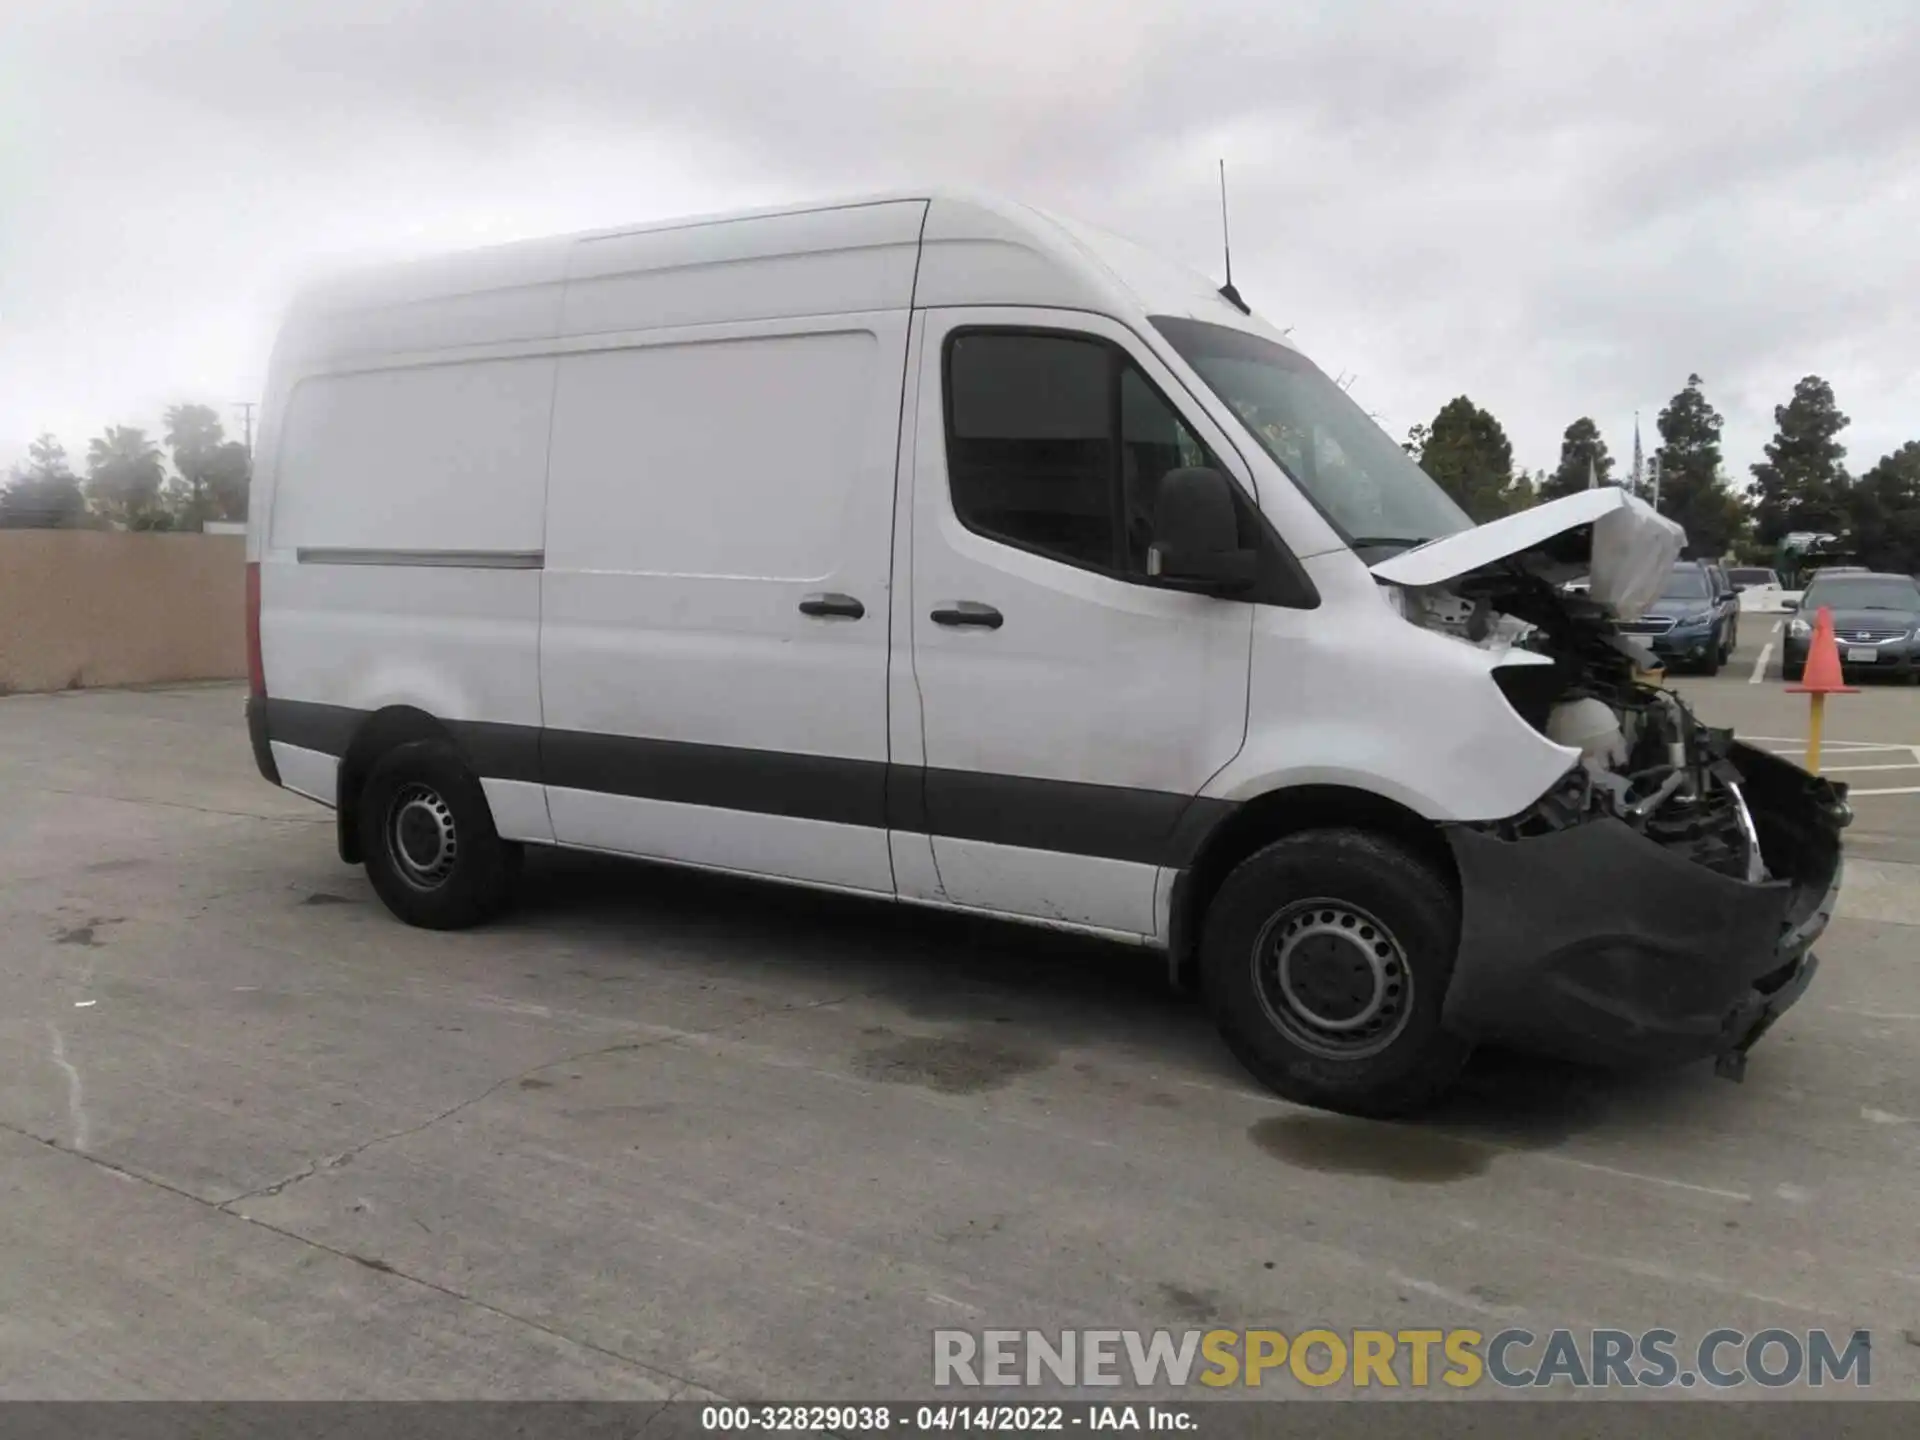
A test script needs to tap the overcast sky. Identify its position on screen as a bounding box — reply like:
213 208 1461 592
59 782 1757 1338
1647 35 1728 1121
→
4 0 1916 485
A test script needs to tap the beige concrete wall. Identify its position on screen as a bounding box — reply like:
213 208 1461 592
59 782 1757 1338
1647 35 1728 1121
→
0 531 246 693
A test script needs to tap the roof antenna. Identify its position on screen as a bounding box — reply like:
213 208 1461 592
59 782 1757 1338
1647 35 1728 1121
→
1216 159 1250 314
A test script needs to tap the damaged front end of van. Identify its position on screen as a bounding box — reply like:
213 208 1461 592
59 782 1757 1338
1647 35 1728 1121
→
1373 491 1850 1080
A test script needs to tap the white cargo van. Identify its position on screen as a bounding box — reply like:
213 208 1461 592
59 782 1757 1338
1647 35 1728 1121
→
247 192 1848 1115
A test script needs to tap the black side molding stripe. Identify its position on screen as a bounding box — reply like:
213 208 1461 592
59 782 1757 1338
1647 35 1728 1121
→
296 548 545 569
451 720 543 785
543 729 890 830
246 694 281 787
260 700 1234 867
920 766 1226 869
265 698 361 756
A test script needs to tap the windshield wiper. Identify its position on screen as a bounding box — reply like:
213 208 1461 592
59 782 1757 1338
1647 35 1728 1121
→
1349 535 1430 554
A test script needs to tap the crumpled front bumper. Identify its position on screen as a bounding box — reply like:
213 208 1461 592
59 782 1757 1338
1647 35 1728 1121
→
1440 743 1847 1073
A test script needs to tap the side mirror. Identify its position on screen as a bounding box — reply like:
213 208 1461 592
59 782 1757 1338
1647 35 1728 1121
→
1781 597 1800 611
1146 467 1257 593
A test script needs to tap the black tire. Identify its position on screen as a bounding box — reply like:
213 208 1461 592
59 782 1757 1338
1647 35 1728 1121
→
1782 660 1803 684
1199 828 1471 1118
1700 644 1722 677
358 739 521 929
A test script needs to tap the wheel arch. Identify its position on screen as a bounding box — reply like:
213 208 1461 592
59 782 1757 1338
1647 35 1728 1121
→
334 706 458 863
1168 784 1459 991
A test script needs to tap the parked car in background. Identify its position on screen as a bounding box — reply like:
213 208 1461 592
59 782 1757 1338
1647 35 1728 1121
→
1727 566 1782 592
1615 560 1740 674
1782 572 1920 684
1706 562 1739 653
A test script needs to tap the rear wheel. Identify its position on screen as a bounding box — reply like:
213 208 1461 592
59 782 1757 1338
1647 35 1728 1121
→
359 739 520 929
1199 828 1471 1118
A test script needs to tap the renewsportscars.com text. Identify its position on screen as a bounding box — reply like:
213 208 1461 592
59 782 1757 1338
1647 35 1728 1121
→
932 1327 1872 1391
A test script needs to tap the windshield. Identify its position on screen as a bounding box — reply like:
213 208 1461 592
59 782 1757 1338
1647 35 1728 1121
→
1151 317 1472 548
1728 568 1774 586
1660 566 1712 600
1804 576 1920 611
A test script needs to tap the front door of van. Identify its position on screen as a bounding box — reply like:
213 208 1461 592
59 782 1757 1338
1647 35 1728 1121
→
539 312 909 895
902 309 1256 939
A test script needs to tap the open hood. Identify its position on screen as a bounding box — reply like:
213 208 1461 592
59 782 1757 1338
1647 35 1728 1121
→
1370 488 1685 621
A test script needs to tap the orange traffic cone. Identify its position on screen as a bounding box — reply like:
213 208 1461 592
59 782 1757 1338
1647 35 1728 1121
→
1785 604 1858 773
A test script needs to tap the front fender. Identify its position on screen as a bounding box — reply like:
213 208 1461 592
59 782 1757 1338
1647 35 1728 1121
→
1223 601 1576 821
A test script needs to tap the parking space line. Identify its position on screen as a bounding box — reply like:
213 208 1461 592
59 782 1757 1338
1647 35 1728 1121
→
1851 787 1920 798
1762 742 1915 754
1749 735 1907 747
1748 620 1782 684
1811 763 1920 773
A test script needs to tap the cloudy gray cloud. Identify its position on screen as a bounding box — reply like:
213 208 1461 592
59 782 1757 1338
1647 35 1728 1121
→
4 0 1917 489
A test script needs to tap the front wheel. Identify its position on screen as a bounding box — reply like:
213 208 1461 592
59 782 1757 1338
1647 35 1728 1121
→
1199 828 1471 1118
359 739 521 929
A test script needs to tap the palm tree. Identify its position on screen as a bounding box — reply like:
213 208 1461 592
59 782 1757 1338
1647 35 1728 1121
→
85 426 168 529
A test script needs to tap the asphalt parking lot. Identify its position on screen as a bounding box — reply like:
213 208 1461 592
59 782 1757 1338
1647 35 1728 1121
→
2 670 1918 1401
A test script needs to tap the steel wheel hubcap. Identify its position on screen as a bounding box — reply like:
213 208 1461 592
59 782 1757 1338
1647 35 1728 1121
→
1254 899 1413 1059
387 783 458 890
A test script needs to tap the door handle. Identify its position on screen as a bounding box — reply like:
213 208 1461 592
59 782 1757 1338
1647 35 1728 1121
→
798 592 865 620
930 601 1003 630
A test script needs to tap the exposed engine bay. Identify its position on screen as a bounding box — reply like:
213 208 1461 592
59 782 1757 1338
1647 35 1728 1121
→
1394 564 1775 883
1368 487 1847 1076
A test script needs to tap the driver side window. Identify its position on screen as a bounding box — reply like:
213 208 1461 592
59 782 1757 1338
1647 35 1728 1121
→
944 328 1243 578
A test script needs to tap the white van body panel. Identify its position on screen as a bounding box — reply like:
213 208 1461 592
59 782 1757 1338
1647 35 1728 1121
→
274 235 569 371
537 202 921 893
270 743 339 808
885 311 946 906
1371 485 1685 623
902 306 1261 940
1204 549 1578 820
268 357 555 556
562 200 926 337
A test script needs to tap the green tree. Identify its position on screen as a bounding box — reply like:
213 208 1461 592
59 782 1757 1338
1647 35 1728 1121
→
1538 417 1615 502
1654 374 1744 559
1401 422 1429 459
85 425 168 529
1749 375 1849 548
1512 468 1544 510
1842 442 1920 575
1415 396 1526 521
162 403 251 524
0 433 90 528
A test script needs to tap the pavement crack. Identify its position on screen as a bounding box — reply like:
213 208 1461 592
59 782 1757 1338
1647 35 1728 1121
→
26 784 329 825
46 1021 91 1153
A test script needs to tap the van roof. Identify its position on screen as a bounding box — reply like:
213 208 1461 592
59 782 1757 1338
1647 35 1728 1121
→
274 190 1298 371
